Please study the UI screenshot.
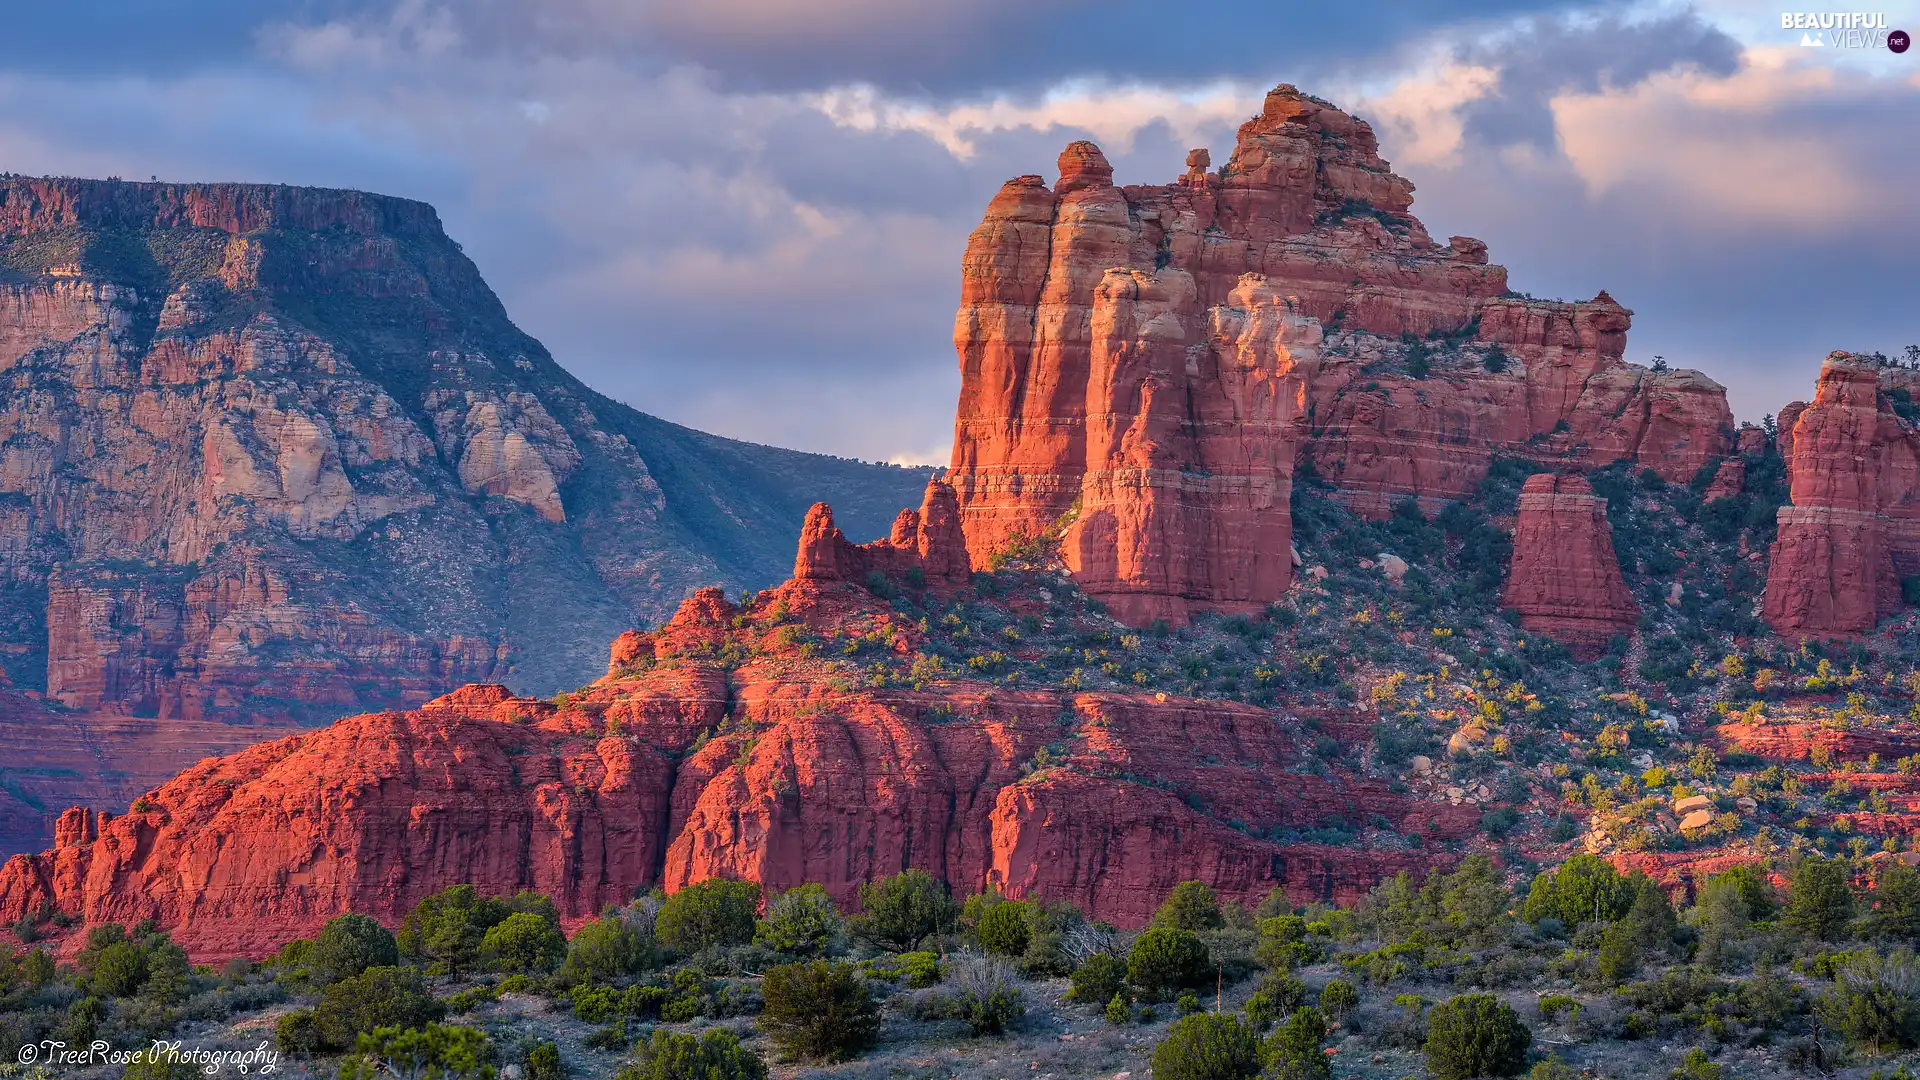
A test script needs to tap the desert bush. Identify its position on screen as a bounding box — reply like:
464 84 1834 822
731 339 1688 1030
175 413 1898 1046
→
1817 949 1920 1053
559 914 657 984
656 879 761 954
1264 1006 1331 1080
483 911 567 974
978 901 1033 957
315 966 442 1050
274 1008 323 1056
1522 855 1635 928
853 869 958 951
310 914 399 985
1150 1012 1263 1080
1128 927 1212 1002
1319 979 1359 1020
1070 952 1127 1005
1424 993 1532 1080
1155 881 1227 932
618 1029 767 1080
340 1024 493 1080
758 960 879 1062
754 884 843 957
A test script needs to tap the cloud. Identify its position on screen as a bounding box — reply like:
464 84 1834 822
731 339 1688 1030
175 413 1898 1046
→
1453 9 1742 149
1344 23 1920 428
0 0 1912 466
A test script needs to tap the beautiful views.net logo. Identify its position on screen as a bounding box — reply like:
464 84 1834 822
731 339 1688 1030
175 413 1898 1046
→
1781 11 1910 50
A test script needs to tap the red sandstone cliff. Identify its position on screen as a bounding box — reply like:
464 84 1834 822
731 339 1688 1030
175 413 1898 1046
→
1500 474 1638 657
0 512 1473 957
1763 353 1920 637
948 84 1732 622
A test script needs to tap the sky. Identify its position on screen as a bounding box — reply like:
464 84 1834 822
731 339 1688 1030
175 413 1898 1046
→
2 0 1914 464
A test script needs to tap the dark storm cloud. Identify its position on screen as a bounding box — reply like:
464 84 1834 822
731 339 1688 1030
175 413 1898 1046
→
1455 10 1742 148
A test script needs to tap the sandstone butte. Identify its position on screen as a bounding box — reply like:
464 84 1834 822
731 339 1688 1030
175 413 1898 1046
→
1500 474 1639 658
0 177 927 853
1763 352 1920 638
948 82 1734 626
0 481 1480 958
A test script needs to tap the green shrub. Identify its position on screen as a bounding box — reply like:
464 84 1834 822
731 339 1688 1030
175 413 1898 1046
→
559 915 656 983
1318 979 1358 1020
617 1030 766 1080
398 885 510 976
483 911 567 973
978 901 1032 957
526 1041 564 1080
311 914 400 985
1667 1048 1724 1080
1264 1007 1331 1080
656 879 761 954
275 1007 323 1055
1538 994 1580 1023
853 869 958 951
1070 953 1126 1005
754 883 843 956
900 951 940 988
315 966 443 1050
340 1024 493 1080
1784 858 1855 941
1107 992 1131 1025
1246 972 1307 1027
1817 950 1920 1053
1150 1013 1263 1080
1254 916 1310 971
1424 993 1532 1080
1154 881 1227 932
1521 855 1635 928
88 938 149 997
1129 927 1212 1002
759 960 880 1062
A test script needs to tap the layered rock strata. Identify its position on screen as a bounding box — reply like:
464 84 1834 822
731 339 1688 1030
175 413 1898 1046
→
0 513 1477 957
1500 474 1639 657
1763 353 1920 637
948 83 1732 623
795 479 972 587
0 177 929 850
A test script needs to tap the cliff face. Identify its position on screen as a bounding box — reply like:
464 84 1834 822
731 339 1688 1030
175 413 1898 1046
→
1763 354 1920 637
948 84 1732 622
0 176 928 853
1501 474 1639 657
0 508 1472 956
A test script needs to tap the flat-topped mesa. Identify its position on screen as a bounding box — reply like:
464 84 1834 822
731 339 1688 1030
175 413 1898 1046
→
948 82 1734 623
0 177 444 241
794 479 971 587
1763 353 1920 637
1500 474 1639 658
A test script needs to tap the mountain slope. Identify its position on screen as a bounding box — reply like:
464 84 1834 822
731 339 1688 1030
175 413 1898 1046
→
0 176 930 729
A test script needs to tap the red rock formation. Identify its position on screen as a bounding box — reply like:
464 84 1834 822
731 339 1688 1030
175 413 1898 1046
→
948 83 1732 620
0 558 1475 957
0 175 929 852
0 686 300 857
1704 457 1745 502
1763 354 1920 637
1501 474 1638 657
794 479 971 587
